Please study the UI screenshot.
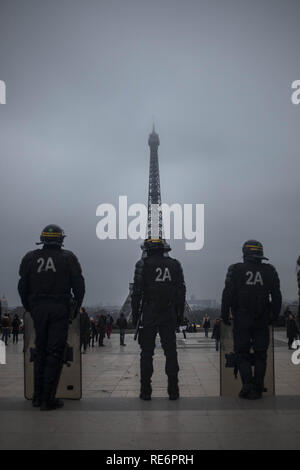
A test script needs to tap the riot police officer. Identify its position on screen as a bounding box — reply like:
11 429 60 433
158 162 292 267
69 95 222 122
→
18 224 85 410
131 238 186 401
221 240 282 399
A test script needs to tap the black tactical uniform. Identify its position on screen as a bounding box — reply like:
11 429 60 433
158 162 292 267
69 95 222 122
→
131 238 186 400
18 225 85 410
221 240 282 399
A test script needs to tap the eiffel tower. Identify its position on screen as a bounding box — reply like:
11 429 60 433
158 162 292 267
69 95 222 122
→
119 126 190 322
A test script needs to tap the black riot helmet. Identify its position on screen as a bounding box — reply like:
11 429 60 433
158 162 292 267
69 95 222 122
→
38 224 66 246
242 239 268 261
141 238 171 254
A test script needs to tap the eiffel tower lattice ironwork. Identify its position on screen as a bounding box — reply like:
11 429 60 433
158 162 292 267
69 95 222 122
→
147 124 163 240
119 126 162 321
119 126 191 322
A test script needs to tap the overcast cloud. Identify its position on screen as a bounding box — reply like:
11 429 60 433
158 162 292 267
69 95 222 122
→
0 0 299 306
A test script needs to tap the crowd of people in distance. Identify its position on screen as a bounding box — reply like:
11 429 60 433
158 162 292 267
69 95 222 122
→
79 309 128 353
1 308 299 354
80 310 223 353
178 315 221 351
0 313 22 345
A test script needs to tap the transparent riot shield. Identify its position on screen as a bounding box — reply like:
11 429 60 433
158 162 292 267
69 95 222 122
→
220 323 274 397
24 311 82 400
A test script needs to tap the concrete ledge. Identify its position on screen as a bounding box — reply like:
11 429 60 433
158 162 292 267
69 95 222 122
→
1 395 300 411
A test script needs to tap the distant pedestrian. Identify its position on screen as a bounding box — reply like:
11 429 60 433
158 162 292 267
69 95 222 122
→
179 318 188 339
1 313 11 346
203 315 210 338
106 314 114 338
94 319 99 344
12 314 21 344
212 318 221 351
116 313 127 346
80 307 90 353
90 318 97 347
98 314 107 346
286 313 299 350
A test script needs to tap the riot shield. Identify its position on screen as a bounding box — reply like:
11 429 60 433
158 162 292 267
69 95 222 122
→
24 311 82 400
220 323 274 397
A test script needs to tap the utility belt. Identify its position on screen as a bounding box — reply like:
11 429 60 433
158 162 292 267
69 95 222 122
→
143 298 177 317
144 297 174 306
29 293 71 308
29 294 78 322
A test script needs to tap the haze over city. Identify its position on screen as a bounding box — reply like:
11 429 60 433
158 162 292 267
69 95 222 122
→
1 0 300 306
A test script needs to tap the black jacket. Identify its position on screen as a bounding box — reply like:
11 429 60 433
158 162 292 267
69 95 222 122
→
117 317 128 329
80 311 90 336
131 252 186 327
12 317 20 333
97 315 107 331
212 322 220 340
18 245 85 311
221 259 282 326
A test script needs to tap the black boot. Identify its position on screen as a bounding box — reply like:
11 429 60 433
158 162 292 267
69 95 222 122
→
40 384 64 411
168 376 179 400
239 383 260 400
140 383 152 401
32 393 42 408
40 398 64 411
251 381 264 400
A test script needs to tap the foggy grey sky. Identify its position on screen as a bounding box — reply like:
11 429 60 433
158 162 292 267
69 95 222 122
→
0 0 299 306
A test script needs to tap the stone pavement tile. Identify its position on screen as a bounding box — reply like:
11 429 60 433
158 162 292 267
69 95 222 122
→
1 397 300 450
52 411 139 434
130 432 222 450
188 390 207 397
180 390 195 397
151 390 169 397
0 432 137 450
133 411 214 434
188 386 207 396
110 390 130 398
126 391 139 397
2 331 300 401
83 390 112 398
215 432 300 450
207 410 300 436
114 384 143 391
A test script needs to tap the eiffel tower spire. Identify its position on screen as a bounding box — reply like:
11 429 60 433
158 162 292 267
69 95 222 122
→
120 127 191 322
147 125 163 239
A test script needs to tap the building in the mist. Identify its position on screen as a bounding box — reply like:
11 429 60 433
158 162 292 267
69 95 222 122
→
0 294 8 323
189 297 217 310
1 295 8 314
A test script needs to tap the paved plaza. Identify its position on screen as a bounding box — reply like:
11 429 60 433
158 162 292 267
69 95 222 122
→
1 330 300 449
